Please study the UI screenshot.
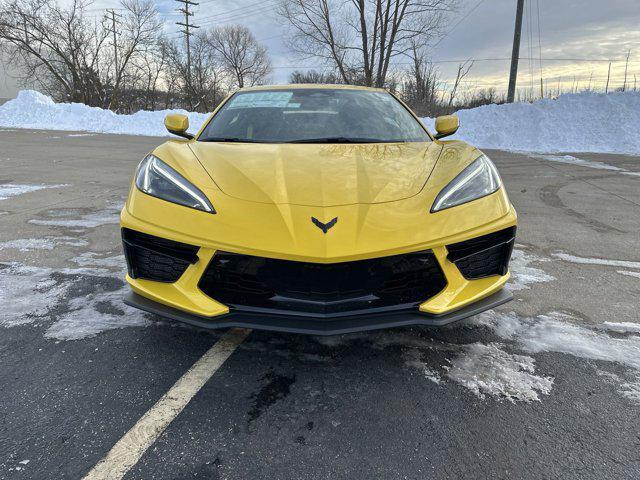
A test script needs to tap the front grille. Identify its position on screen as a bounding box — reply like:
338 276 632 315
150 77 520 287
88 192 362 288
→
198 251 447 317
446 227 516 279
122 228 199 282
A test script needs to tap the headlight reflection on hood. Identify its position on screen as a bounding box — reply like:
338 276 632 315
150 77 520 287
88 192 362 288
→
431 154 502 212
135 154 216 213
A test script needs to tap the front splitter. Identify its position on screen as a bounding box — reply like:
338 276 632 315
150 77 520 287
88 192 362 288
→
124 289 512 336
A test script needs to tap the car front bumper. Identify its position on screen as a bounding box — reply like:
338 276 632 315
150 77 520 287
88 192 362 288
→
120 182 517 334
124 288 512 335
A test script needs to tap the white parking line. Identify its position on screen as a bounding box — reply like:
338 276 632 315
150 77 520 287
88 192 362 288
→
83 327 251 480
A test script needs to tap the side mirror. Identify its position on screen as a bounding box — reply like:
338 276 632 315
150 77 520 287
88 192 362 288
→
165 113 193 140
434 115 459 139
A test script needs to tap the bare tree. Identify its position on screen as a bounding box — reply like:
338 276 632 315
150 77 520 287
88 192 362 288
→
126 38 169 111
401 41 441 116
206 25 272 88
106 0 162 110
165 33 227 112
290 69 342 84
279 0 456 87
447 59 472 107
0 0 160 109
0 0 109 104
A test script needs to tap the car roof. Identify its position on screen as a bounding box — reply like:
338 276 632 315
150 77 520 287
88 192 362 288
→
237 84 388 93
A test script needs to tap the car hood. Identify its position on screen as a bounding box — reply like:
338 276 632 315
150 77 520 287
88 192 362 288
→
188 141 442 207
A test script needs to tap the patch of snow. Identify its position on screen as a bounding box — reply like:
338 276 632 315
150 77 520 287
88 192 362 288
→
619 377 640 405
475 310 640 371
507 248 555 291
474 310 640 403
0 236 88 251
445 342 553 402
552 252 640 269
71 252 125 268
29 208 120 229
621 171 640 177
530 154 624 172
0 259 148 339
0 263 69 326
601 322 640 334
422 91 640 154
45 285 148 341
0 183 66 201
0 90 209 137
318 329 556 402
617 270 640 279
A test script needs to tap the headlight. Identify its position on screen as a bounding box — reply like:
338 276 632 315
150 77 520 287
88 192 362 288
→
135 154 215 213
431 154 501 212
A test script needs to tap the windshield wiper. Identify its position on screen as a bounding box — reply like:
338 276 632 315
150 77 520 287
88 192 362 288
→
289 137 388 144
199 137 261 143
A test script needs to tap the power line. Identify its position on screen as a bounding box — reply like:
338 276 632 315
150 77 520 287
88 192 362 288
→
196 3 278 26
164 2 277 38
431 0 486 49
267 56 638 70
196 0 278 23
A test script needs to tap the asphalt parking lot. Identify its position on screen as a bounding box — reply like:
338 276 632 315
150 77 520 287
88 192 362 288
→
1 128 639 479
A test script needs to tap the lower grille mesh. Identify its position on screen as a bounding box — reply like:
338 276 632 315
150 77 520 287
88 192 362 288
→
122 229 199 282
446 227 516 279
198 251 447 317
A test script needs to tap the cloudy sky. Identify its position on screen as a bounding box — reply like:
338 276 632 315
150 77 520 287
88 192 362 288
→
1 0 639 98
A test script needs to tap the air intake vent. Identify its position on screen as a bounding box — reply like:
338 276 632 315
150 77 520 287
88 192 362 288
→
122 228 199 282
446 227 516 279
198 251 447 317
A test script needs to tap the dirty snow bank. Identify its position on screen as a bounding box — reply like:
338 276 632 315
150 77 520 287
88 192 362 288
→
0 90 209 137
2 90 640 153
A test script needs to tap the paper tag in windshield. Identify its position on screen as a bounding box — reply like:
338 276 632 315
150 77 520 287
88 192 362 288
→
227 92 294 109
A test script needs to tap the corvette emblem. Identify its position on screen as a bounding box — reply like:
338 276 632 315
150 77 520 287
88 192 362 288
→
311 216 338 233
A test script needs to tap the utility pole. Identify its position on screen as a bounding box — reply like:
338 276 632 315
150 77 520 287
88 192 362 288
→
175 0 199 89
507 0 525 103
104 9 122 78
104 9 122 110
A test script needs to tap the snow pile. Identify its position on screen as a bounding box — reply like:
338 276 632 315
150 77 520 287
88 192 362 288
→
2 89 640 153
424 90 640 154
0 90 210 137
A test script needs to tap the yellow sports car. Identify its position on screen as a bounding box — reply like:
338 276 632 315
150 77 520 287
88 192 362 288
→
121 85 517 334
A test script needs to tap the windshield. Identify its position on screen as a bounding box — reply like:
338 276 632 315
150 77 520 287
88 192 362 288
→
198 88 431 143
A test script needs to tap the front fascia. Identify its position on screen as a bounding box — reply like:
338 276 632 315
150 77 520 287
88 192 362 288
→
121 178 516 319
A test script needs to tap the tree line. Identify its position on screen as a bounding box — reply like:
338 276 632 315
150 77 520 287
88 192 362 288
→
0 0 272 113
0 0 501 116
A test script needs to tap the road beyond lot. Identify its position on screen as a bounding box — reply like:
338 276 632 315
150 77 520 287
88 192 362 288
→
1 129 639 479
